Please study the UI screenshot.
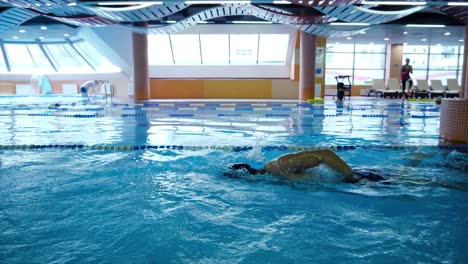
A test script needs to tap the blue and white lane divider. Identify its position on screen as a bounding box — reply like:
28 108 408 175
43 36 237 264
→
0 112 440 118
0 144 466 151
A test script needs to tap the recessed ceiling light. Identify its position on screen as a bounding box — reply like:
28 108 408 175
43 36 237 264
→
346 37 352 40
444 32 451 36
298 0 302 3
185 1 249 4
384 38 389 41
64 34 70 37
40 26 47 30
273 0 291 4
447 2 468 6
19 29 26 33
46 3 51 6
39 37 45 40
403 43 408 45
359 31 366 34
35 3 41 6
232 21 272 24
407 24 446 28
459 39 464 42
361 1 426 5
421 38 427 41
330 22 370 26
436 43 441 46
12 36 18 39
403 31 408 34
335 42 340 44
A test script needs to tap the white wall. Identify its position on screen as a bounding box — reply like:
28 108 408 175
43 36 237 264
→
79 26 133 77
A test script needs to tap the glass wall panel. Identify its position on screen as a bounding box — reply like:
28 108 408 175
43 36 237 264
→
411 70 428 80
28 45 54 72
73 41 120 72
43 44 92 72
429 54 459 70
429 45 458 54
258 34 289 65
148 34 174 65
171 34 201 65
326 53 353 69
325 43 386 84
404 45 429 53
404 44 463 82
230 34 259 65
353 70 385 85
200 34 229 65
354 44 386 53
5 44 35 72
355 53 385 69
326 44 353 52
325 69 352 85
428 71 457 84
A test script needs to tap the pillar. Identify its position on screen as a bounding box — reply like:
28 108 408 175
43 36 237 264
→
132 22 150 101
462 25 468 99
387 44 404 80
299 31 316 100
438 24 468 144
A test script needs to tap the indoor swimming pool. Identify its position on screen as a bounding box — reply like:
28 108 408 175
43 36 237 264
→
0 96 467 263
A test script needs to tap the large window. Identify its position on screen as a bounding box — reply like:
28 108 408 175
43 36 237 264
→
200 34 229 65
403 44 463 85
5 44 54 73
73 41 121 73
0 39 120 74
325 43 386 85
148 33 290 66
43 44 92 73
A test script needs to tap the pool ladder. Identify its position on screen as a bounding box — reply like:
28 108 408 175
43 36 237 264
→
88 81 114 104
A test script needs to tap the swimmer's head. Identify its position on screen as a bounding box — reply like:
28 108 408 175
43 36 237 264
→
223 163 258 178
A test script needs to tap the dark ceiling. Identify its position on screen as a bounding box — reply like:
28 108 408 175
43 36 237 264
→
0 0 466 44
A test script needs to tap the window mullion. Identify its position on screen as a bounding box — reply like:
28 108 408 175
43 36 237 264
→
0 40 11 72
66 38 96 71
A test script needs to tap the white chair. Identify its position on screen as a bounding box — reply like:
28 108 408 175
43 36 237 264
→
415 79 429 91
430 80 445 98
371 79 398 98
388 78 401 91
412 79 430 98
445 79 460 98
387 78 401 98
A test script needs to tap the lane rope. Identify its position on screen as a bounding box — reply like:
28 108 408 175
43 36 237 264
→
0 144 466 151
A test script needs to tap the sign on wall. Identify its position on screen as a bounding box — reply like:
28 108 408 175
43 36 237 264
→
316 47 324 78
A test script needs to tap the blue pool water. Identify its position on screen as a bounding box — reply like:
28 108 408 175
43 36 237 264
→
0 97 467 263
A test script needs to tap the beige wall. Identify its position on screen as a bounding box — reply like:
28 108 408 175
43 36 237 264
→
0 77 130 97
387 44 404 80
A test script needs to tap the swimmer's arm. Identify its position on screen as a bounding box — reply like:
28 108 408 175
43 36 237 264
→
309 150 358 182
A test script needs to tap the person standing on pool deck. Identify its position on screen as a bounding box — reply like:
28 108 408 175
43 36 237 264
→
224 149 385 183
80 80 98 103
401 58 413 99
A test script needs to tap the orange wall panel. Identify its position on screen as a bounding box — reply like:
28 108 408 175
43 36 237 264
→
150 79 204 98
203 80 272 99
0 82 17 94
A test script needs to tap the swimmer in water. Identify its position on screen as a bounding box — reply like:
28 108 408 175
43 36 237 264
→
224 149 386 183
